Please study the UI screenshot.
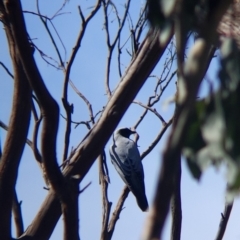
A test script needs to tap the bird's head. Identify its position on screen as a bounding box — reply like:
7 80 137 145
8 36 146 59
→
115 128 136 139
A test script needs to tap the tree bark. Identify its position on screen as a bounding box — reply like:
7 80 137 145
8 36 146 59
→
0 19 31 239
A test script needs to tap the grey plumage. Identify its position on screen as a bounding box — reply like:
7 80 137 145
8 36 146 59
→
109 128 148 211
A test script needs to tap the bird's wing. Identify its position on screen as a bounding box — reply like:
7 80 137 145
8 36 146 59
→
109 136 148 211
127 141 144 175
109 139 144 187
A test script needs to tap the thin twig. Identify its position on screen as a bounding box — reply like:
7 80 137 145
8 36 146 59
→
36 0 66 67
61 0 101 163
133 45 177 129
171 149 182 240
31 98 42 164
133 101 167 124
12 189 24 237
107 186 129 239
103 0 131 98
74 110 103 128
63 0 102 100
99 152 112 240
79 182 92 194
52 0 69 19
141 118 173 160
69 80 95 124
31 43 62 69
0 61 14 78
215 200 234 240
135 5 148 43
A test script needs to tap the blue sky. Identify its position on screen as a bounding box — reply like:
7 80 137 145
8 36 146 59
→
0 0 240 239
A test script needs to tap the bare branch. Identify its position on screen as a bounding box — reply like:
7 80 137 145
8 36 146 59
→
103 0 131 97
171 153 182 240
62 179 80 240
215 201 234 240
31 43 62 69
135 4 148 43
79 182 92 194
0 9 31 239
133 100 167 124
117 3 147 77
141 118 173 160
69 80 95 124
133 45 177 130
99 153 112 240
75 110 103 128
61 96 73 163
0 120 33 149
61 0 101 163
0 118 48 186
110 1 131 50
36 0 66 68
51 0 69 19
31 98 42 164
60 107 103 131
4 0 64 191
0 61 14 78
12 189 24 237
107 186 129 240
63 0 102 99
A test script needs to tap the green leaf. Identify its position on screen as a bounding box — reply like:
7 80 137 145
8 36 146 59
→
183 38 240 190
185 156 202 180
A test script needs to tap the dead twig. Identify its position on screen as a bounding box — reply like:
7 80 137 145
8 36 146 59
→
215 200 234 240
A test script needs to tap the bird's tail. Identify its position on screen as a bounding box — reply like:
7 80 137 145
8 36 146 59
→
134 191 149 212
127 177 149 211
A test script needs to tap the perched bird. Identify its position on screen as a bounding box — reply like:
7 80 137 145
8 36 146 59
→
109 128 148 211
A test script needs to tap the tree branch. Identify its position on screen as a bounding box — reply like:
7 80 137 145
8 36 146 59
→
0 4 31 239
69 80 95 125
3 0 64 194
61 0 101 163
31 98 42 164
62 179 80 240
99 153 112 240
0 61 14 78
36 0 65 68
214 200 234 240
141 118 173 160
171 152 182 240
106 186 130 240
133 101 167 124
12 189 24 238
134 46 176 129
103 0 131 97
0 120 34 152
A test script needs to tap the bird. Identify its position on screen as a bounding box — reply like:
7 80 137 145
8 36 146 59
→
109 128 148 211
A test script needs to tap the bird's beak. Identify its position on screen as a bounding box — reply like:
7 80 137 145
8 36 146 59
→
130 128 139 143
129 128 136 134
